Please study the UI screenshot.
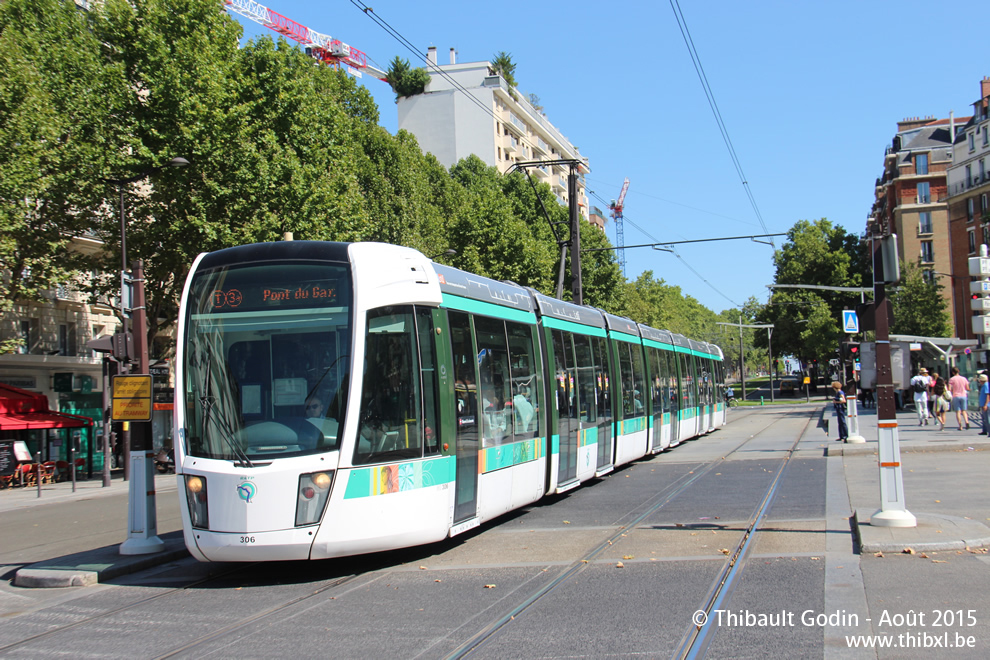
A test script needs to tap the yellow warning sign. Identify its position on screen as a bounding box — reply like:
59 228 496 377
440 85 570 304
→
112 375 153 421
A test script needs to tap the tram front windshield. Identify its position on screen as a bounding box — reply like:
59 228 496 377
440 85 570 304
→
182 261 352 461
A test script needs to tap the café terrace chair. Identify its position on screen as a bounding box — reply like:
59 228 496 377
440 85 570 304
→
40 462 56 484
17 463 37 487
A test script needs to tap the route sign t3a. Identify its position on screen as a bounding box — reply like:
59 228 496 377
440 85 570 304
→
842 310 859 334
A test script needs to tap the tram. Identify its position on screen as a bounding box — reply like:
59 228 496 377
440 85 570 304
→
174 241 726 561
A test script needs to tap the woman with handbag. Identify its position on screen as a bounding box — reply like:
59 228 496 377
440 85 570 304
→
933 374 950 431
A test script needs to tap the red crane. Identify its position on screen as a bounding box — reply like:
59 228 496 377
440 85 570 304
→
224 0 387 80
609 178 630 276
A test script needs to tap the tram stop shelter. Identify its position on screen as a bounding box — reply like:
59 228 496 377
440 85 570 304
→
0 383 93 479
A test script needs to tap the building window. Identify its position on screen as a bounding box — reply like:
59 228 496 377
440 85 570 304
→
984 125 989 146
966 164 973 187
922 269 935 284
19 320 31 354
920 240 934 262
970 132 977 152
969 230 977 254
918 211 932 234
980 159 986 184
969 198 976 222
58 324 77 356
917 181 930 204
916 153 928 175
984 224 989 247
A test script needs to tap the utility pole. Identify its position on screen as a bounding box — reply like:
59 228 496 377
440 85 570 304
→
568 162 583 305
870 232 915 527
717 320 774 402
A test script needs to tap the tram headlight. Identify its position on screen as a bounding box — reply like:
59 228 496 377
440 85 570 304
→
296 471 334 526
184 475 209 529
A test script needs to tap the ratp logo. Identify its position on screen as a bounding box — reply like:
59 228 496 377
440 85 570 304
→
236 481 256 503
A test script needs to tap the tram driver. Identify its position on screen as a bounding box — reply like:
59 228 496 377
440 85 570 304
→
304 395 339 448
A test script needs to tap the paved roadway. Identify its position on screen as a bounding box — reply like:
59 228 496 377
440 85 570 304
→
1 402 989 659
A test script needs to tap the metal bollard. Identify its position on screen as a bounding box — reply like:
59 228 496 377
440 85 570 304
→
846 396 865 443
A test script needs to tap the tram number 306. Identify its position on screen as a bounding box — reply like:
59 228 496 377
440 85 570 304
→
240 536 256 544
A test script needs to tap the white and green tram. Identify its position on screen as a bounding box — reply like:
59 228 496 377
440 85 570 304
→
174 241 726 561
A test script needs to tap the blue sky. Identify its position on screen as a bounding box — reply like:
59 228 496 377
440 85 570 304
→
227 0 987 319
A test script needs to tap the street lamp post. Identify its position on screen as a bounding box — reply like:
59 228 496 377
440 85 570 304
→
105 156 188 555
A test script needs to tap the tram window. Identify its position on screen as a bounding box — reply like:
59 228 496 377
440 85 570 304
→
449 310 479 445
574 335 597 424
355 306 425 465
592 336 611 421
616 341 643 420
631 343 646 416
506 321 540 439
475 316 513 447
416 308 441 456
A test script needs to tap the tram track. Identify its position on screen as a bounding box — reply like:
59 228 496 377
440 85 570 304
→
0 407 814 659
0 563 257 655
672 408 816 660
442 406 815 659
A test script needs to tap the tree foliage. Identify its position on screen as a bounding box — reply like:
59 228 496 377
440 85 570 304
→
385 56 429 100
889 260 951 337
490 51 518 100
758 218 870 363
0 0 725 361
0 0 119 310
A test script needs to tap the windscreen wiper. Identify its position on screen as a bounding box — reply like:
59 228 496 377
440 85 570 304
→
199 351 254 468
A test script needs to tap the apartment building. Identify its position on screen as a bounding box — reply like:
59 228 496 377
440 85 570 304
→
868 115 959 319
0 234 120 469
946 77 990 340
397 47 591 220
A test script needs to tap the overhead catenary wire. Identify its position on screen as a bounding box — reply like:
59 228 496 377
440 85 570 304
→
589 189 740 307
668 0 774 248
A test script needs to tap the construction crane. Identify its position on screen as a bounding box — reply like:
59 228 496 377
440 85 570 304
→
224 0 387 80
609 178 630 277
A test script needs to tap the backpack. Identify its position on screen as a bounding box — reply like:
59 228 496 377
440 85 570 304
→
912 378 926 393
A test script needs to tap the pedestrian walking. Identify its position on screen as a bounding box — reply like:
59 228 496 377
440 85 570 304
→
932 374 949 431
910 367 931 426
948 366 971 430
979 374 990 436
831 380 848 442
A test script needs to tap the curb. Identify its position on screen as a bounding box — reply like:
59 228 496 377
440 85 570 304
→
852 510 990 554
828 441 990 456
14 533 189 589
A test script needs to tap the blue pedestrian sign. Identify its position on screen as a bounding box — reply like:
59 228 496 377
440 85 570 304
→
842 310 859 334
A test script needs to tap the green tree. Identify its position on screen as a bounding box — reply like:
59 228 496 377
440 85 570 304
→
490 51 517 99
758 218 870 363
890 260 951 337
0 0 118 310
385 56 429 100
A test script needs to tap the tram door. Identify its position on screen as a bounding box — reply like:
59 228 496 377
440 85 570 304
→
668 352 681 442
592 336 613 469
449 312 478 523
552 330 578 485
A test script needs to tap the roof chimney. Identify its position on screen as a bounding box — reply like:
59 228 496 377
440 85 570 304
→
427 46 437 65
982 76 990 102
950 111 955 138
449 48 456 65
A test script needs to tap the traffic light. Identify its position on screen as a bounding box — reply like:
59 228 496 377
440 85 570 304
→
840 341 860 361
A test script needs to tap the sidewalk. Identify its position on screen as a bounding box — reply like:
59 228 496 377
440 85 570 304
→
2 470 188 588
822 401 990 554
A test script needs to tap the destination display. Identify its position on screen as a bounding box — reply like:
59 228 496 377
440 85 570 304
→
191 263 349 314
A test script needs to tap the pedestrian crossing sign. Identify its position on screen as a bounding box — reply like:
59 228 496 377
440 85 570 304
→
842 310 859 334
